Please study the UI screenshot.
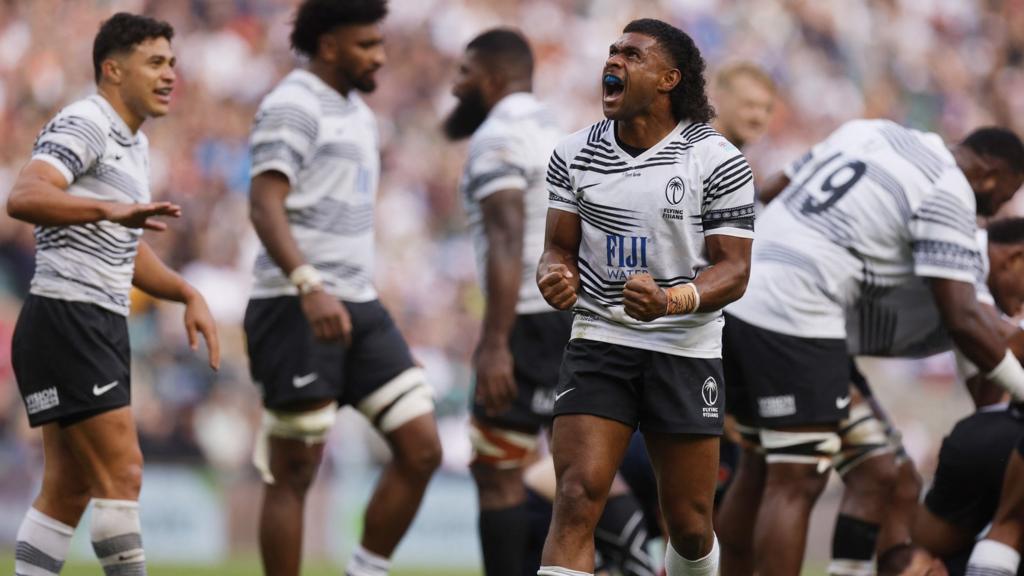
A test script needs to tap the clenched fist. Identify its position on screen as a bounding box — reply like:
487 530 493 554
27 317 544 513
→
623 273 667 322
537 263 578 310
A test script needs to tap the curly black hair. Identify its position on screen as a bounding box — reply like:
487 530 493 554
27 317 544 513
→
93 13 174 83
962 126 1024 174
622 18 714 124
290 0 388 58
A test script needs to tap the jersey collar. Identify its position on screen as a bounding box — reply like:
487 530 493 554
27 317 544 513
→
608 118 690 164
90 94 140 145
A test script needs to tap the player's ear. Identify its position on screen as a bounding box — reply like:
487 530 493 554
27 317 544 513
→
317 32 340 64
101 57 124 85
659 68 681 95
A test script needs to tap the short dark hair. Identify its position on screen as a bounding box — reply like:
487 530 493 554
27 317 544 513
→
290 0 388 58
622 18 714 124
466 28 534 80
877 543 915 576
93 13 174 84
962 127 1024 174
988 217 1024 245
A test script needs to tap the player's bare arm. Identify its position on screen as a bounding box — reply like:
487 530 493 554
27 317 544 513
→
624 235 751 322
476 188 526 416
537 208 582 310
965 314 1024 407
758 171 790 204
930 277 1024 398
7 159 181 229
249 170 351 344
132 240 220 370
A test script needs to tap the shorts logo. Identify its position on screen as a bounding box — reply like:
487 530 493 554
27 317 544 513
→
25 387 60 415
93 381 119 396
701 377 719 419
835 395 852 410
292 373 318 388
758 395 797 418
665 176 686 205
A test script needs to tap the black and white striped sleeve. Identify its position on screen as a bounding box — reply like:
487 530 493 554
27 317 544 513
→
31 111 107 185
701 139 755 238
249 101 319 185
464 134 528 201
910 177 981 284
546 144 577 214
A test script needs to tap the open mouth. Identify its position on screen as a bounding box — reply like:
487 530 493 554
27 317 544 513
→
153 86 173 104
603 73 625 103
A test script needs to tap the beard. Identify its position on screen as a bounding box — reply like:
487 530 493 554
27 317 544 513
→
443 90 489 141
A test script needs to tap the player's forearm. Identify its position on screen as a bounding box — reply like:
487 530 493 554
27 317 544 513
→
481 245 522 344
692 257 750 312
249 186 307 276
538 246 577 279
132 240 195 304
7 178 112 226
944 300 1007 372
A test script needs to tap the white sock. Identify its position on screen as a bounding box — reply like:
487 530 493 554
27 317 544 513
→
91 498 147 575
828 558 875 576
966 539 1021 576
537 567 593 576
665 535 720 576
346 545 391 576
15 507 74 576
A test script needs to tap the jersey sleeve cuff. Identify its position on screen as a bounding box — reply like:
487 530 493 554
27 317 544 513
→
473 176 528 201
31 154 75 186
704 227 754 239
913 267 978 285
250 162 298 187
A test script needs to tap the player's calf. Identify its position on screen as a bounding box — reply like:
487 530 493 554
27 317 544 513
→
471 422 536 576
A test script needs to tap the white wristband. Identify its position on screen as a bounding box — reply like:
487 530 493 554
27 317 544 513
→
289 264 323 295
986 350 1024 401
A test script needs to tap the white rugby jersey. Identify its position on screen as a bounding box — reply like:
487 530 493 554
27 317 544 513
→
249 69 379 302
728 119 982 339
548 120 756 358
846 230 992 358
29 95 150 316
461 93 561 315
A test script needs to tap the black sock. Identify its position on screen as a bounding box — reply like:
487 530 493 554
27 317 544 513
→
480 502 530 576
595 494 656 576
830 514 880 575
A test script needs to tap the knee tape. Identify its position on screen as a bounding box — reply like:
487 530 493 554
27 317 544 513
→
252 401 338 484
356 368 435 433
833 403 894 477
761 429 841 473
469 420 539 470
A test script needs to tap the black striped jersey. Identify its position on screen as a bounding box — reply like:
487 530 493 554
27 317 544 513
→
249 69 379 302
461 93 562 314
547 120 755 358
29 95 150 316
728 119 982 339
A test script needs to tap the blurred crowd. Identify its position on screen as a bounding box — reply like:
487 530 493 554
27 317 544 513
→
1 0 1024 487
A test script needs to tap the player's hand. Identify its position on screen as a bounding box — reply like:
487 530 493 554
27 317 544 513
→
183 289 220 371
104 201 182 231
301 289 352 345
474 338 517 417
537 263 578 310
623 273 667 322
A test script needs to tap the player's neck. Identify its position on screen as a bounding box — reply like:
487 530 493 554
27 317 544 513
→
97 86 144 133
616 113 677 150
307 61 352 97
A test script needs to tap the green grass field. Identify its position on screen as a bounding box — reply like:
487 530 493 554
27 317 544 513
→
1 554 478 575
